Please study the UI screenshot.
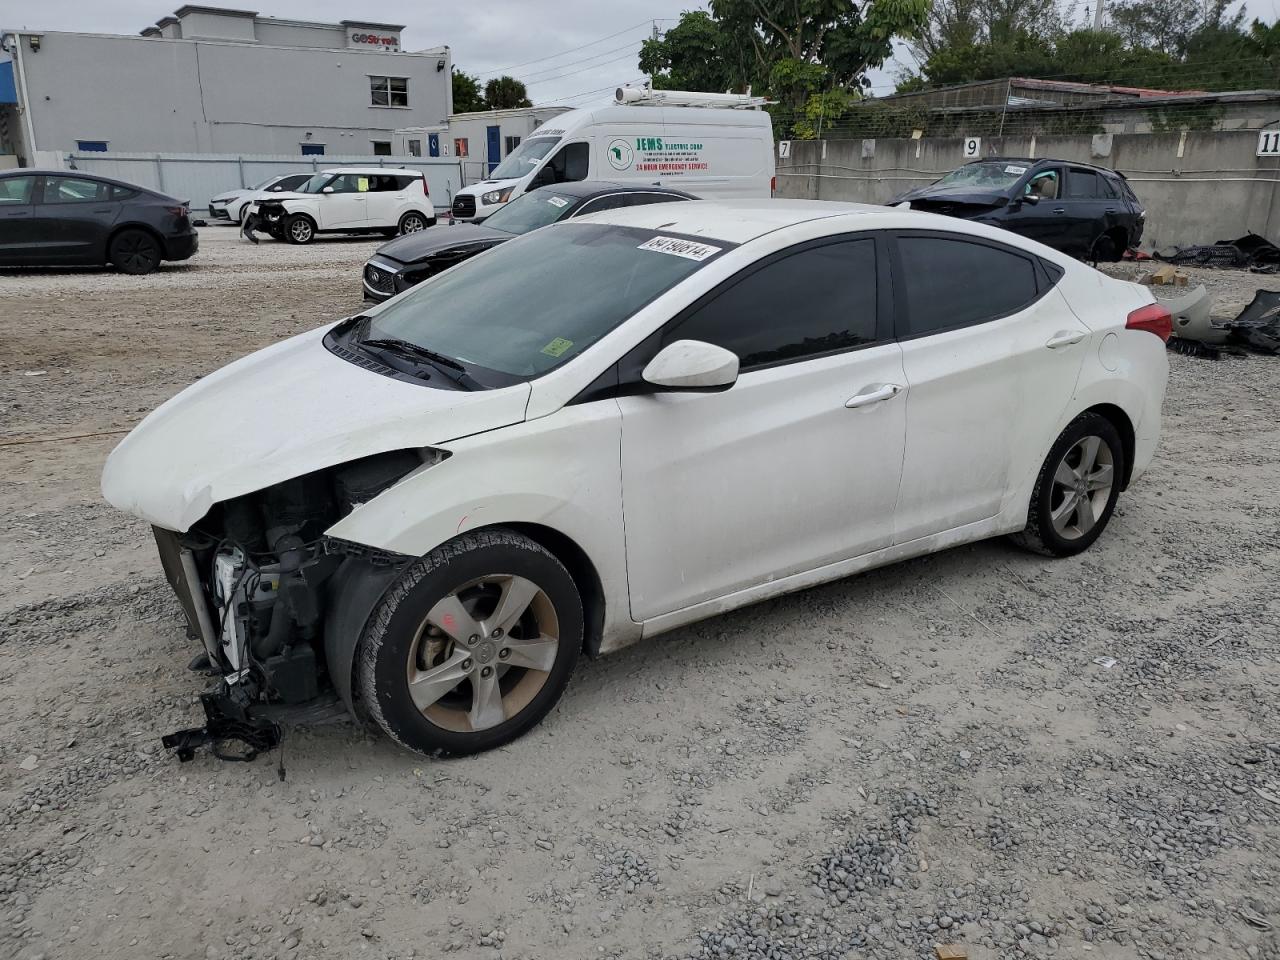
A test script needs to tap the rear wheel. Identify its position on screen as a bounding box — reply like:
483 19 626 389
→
398 211 430 235
284 214 315 244
357 530 582 756
1011 412 1125 557
109 229 161 275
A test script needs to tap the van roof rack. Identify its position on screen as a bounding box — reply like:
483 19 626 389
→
614 86 770 109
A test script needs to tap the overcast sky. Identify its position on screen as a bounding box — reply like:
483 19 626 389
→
6 0 1279 105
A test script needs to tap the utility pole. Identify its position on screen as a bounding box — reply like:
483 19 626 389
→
1093 0 1105 30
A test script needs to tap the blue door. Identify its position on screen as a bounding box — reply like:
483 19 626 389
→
486 125 501 175
428 133 440 158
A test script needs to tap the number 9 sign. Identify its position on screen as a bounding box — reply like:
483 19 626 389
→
963 136 982 159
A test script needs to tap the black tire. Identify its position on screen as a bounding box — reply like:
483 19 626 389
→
267 226 285 241
398 211 430 235
284 214 316 244
357 529 582 756
109 229 161 275
1010 412 1126 557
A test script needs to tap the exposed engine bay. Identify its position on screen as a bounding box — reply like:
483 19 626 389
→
154 448 439 760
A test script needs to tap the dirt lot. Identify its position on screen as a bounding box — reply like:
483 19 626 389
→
1 229 1278 960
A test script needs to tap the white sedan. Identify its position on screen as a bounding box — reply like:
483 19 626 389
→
207 173 311 224
102 201 1170 757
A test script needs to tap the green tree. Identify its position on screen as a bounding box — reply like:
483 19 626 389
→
484 76 532 109
638 1 929 135
452 69 486 112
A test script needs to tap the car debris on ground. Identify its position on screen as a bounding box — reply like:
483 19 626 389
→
1154 232 1280 273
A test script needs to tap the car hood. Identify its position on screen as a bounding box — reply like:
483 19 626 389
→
255 191 312 204
101 325 531 532
375 223 513 265
455 177 522 198
891 185 1010 207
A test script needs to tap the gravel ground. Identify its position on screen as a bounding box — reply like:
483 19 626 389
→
1 228 1278 960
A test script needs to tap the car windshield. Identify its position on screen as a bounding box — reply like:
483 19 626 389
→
365 224 722 379
297 174 334 193
489 137 560 181
930 161 1031 194
482 190 577 235
250 177 278 190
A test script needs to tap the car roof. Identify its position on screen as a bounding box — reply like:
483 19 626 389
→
0 168 174 197
565 198 879 244
970 157 1123 177
318 167 424 176
527 180 695 200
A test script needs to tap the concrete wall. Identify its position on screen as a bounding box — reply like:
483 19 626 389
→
54 151 463 215
776 130 1280 250
10 30 450 156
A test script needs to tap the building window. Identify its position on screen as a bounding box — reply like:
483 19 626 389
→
454 138 469 158
370 76 408 107
504 135 522 155
372 141 392 156
407 139 422 157
76 140 109 152
301 143 325 156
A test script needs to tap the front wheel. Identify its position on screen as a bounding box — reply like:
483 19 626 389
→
1011 412 1125 557
398 211 430 235
284 214 315 244
357 530 582 756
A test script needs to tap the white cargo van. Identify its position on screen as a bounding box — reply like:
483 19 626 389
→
450 88 775 222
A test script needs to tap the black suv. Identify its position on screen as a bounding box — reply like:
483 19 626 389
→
891 158 1144 261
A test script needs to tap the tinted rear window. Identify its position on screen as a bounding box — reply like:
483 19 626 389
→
898 237 1040 336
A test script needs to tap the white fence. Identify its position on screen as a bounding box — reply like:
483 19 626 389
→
48 151 465 218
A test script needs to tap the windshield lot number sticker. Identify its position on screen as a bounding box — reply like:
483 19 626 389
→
540 337 574 358
1004 164 1028 174
546 196 569 208
638 236 722 261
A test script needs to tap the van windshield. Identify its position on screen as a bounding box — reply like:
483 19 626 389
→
489 137 561 180
361 224 725 381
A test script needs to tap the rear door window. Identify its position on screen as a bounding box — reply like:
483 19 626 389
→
42 176 110 203
1065 169 1104 199
668 238 880 369
895 235 1041 337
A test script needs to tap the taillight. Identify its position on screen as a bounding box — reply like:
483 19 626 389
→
165 205 188 218
1126 303 1172 342
770 175 776 196
422 178 429 196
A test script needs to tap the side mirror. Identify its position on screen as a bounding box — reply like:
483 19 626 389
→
642 340 739 392
322 186 335 194
1021 192 1039 206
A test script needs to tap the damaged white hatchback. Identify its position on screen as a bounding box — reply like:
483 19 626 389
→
102 200 1170 757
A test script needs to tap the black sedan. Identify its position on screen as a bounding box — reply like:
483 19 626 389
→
891 158 1145 262
0 170 198 274
362 181 694 302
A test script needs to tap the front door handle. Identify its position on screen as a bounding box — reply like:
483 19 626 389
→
1046 330 1086 349
845 383 901 409
1053 207 1066 214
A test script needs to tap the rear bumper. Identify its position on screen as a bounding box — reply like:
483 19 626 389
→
165 231 199 261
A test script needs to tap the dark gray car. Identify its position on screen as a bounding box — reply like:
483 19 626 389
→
891 158 1145 262
363 181 694 302
0 170 198 274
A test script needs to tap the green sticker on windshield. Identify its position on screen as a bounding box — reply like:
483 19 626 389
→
540 337 574 358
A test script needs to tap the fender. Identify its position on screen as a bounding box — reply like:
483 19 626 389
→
323 555 406 718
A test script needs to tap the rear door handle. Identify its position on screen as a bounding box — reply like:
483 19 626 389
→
845 383 901 409
1046 330 1086 349
1053 207 1066 214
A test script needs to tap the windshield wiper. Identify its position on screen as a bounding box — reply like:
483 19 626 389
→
358 337 478 390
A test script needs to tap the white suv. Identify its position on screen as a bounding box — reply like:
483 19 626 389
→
252 167 435 244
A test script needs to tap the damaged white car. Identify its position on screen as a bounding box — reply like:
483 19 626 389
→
102 200 1170 757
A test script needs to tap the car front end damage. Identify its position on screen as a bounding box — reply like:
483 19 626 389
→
150 449 438 760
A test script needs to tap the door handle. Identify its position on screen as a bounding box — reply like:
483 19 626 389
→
845 383 901 409
1053 207 1066 214
1046 330 1086 349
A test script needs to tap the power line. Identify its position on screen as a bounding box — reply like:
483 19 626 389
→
537 77 647 105
514 40 647 84
476 20 658 77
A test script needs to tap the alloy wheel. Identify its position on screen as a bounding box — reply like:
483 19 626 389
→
406 574 560 733
117 235 158 272
290 219 313 243
401 214 427 233
1049 435 1114 540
